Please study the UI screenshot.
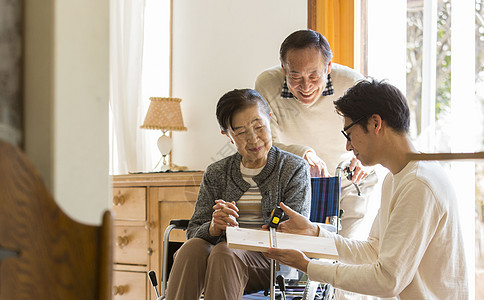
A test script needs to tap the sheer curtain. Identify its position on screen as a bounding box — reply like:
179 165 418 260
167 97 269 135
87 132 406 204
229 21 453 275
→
109 0 151 174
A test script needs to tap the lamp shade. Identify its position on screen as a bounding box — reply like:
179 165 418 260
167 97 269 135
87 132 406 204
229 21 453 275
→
140 97 187 131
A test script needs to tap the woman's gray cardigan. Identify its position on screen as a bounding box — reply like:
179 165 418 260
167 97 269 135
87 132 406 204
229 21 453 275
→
187 146 311 245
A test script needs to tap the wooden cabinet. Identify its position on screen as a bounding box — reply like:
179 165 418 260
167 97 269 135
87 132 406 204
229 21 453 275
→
111 172 203 300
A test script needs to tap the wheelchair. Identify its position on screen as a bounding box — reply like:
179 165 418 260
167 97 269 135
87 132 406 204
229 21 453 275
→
156 160 356 300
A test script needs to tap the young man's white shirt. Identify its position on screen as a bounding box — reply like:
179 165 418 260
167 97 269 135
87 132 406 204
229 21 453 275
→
310 160 468 299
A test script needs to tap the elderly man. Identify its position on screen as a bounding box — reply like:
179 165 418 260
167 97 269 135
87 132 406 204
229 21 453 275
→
255 29 378 239
265 78 469 299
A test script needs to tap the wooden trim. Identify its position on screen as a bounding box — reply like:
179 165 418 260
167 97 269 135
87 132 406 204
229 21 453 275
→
407 152 484 161
307 0 318 30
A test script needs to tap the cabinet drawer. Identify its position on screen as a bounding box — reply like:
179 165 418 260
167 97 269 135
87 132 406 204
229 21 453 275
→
112 270 146 300
112 187 146 221
114 226 149 265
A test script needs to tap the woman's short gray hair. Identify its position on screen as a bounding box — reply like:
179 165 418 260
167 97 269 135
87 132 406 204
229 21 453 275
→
216 89 270 132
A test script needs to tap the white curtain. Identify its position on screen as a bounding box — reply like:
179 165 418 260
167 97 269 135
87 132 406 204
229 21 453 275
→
110 0 151 174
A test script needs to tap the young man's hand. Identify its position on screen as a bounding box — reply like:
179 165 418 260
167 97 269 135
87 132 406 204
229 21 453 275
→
262 202 319 237
264 248 310 273
348 157 369 183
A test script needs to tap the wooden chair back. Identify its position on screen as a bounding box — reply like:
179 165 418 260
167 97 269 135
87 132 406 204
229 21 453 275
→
0 141 112 299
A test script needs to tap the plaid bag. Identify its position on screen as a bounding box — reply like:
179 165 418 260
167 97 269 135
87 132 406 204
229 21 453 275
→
310 177 341 223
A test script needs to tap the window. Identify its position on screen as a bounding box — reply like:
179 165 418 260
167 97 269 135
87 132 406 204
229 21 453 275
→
372 0 481 296
310 0 483 296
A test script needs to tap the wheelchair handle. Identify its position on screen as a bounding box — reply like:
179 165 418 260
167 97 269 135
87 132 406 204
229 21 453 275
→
336 161 362 196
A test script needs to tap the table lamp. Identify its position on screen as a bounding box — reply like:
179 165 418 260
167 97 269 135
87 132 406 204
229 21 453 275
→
140 97 187 171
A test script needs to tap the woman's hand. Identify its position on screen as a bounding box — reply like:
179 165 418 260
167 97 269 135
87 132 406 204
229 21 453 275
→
348 157 369 183
304 150 329 178
209 199 239 236
264 248 310 273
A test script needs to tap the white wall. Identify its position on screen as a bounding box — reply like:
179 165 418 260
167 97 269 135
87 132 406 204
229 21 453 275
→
24 0 110 225
171 0 307 170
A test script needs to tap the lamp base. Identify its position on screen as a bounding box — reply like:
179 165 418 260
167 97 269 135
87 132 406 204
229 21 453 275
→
157 134 173 155
153 133 173 172
153 154 170 172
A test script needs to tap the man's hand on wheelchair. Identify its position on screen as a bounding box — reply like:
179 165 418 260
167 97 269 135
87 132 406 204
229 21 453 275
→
209 199 239 236
348 157 369 183
303 150 329 178
264 248 310 274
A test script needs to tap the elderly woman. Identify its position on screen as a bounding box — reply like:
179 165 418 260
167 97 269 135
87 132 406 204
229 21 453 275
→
166 89 310 300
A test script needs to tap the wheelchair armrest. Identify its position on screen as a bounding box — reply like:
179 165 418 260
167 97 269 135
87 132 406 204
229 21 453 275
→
169 219 190 230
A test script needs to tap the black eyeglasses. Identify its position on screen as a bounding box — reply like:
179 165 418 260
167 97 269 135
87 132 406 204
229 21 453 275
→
341 116 365 142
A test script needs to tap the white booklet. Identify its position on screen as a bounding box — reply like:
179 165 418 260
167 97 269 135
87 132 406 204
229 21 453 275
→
226 226 338 260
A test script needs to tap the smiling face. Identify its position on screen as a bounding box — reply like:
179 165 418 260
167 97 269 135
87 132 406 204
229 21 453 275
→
282 47 331 105
226 103 272 168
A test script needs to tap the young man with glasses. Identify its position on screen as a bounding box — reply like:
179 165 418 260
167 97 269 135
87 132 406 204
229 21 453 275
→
255 29 379 241
264 78 469 299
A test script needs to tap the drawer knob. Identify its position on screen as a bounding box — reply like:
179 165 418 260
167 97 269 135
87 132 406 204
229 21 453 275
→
113 285 127 295
113 195 125 206
116 236 129 248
